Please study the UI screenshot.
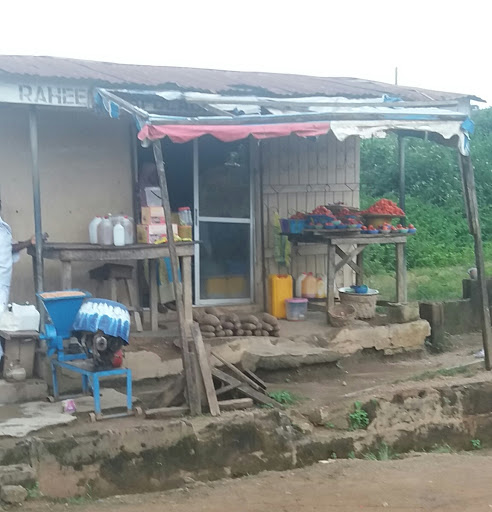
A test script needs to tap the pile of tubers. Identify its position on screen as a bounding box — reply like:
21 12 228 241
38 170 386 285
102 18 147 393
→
193 307 280 339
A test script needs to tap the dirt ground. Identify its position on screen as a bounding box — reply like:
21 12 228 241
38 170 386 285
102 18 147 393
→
266 331 484 412
23 453 492 512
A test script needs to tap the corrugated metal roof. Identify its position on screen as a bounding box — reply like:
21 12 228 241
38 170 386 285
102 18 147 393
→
0 55 483 102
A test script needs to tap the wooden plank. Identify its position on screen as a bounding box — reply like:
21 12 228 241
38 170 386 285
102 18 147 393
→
215 383 241 396
191 323 220 416
298 138 309 185
212 368 281 408
144 406 189 419
38 243 195 262
218 398 254 411
356 249 364 286
244 369 267 390
460 153 492 370
182 256 193 324
308 136 318 185
317 134 329 185
288 136 299 186
327 133 337 185
269 138 280 186
149 259 159 332
211 351 265 393
326 242 336 313
153 141 200 416
395 243 407 303
279 137 289 186
345 136 356 184
61 261 72 289
335 245 366 273
336 139 346 185
252 139 265 307
335 246 362 274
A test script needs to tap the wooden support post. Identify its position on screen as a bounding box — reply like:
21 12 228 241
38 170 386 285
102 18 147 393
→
326 242 336 316
153 141 201 414
398 135 407 226
356 249 364 286
395 243 407 303
149 259 158 332
61 261 72 289
459 153 492 370
182 256 193 324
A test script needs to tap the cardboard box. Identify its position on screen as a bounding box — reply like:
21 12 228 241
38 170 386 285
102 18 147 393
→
137 224 167 244
137 224 179 244
141 206 165 225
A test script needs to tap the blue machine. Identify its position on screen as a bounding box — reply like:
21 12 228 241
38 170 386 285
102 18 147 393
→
38 291 134 420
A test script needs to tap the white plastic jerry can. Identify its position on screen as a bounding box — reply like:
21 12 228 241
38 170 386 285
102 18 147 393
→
316 274 327 299
295 273 307 298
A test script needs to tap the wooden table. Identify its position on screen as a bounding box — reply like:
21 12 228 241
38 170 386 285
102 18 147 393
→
287 232 408 315
28 243 195 332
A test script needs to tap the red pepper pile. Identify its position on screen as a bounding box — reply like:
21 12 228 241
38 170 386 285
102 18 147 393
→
363 199 405 216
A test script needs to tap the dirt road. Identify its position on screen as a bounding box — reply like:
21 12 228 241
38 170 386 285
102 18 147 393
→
25 453 492 512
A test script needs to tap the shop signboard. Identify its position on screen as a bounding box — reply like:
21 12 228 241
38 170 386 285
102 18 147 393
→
0 81 90 108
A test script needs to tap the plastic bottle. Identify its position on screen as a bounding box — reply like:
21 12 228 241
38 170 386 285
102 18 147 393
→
122 216 134 245
97 216 113 245
295 273 307 298
113 221 125 247
301 272 317 299
89 216 102 244
178 207 193 226
316 274 327 299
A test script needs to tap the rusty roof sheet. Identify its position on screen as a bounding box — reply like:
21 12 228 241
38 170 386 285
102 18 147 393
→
0 55 482 102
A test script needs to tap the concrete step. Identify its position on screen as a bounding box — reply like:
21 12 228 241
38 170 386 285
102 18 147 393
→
0 379 47 405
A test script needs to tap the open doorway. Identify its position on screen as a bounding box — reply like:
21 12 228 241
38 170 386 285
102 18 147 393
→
136 139 194 307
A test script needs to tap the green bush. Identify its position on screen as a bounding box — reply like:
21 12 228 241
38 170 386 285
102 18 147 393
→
360 107 492 274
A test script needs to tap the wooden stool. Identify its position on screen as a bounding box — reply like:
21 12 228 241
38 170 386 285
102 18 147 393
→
89 263 143 332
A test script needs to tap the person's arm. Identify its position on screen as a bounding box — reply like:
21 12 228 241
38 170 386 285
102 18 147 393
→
12 236 34 254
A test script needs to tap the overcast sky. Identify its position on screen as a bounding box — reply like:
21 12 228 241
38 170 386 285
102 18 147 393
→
1 0 489 103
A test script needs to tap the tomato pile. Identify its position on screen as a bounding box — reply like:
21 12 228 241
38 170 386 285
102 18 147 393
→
311 206 333 216
362 199 405 216
290 212 306 220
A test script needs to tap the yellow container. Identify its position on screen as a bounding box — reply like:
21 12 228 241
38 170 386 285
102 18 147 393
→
269 274 293 319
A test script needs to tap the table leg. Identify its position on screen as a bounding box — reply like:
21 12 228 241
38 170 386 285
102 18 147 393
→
61 261 72 289
326 242 336 317
356 248 364 286
182 256 193 324
149 259 159 332
396 243 407 303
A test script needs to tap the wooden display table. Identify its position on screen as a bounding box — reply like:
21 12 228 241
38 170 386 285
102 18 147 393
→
286 232 408 316
28 242 195 332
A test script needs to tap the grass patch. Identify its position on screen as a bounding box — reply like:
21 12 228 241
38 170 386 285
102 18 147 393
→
268 390 301 406
430 443 455 454
26 482 42 500
366 261 492 302
348 401 370 430
406 365 477 382
364 443 397 461
471 439 482 450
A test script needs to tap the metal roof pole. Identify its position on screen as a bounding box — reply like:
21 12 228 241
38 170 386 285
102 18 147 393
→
29 106 44 302
459 152 492 370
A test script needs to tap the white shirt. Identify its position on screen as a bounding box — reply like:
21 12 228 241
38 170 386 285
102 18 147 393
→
0 216 13 289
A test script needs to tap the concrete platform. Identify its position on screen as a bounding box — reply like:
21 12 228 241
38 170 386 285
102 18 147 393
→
0 389 135 438
0 379 48 405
